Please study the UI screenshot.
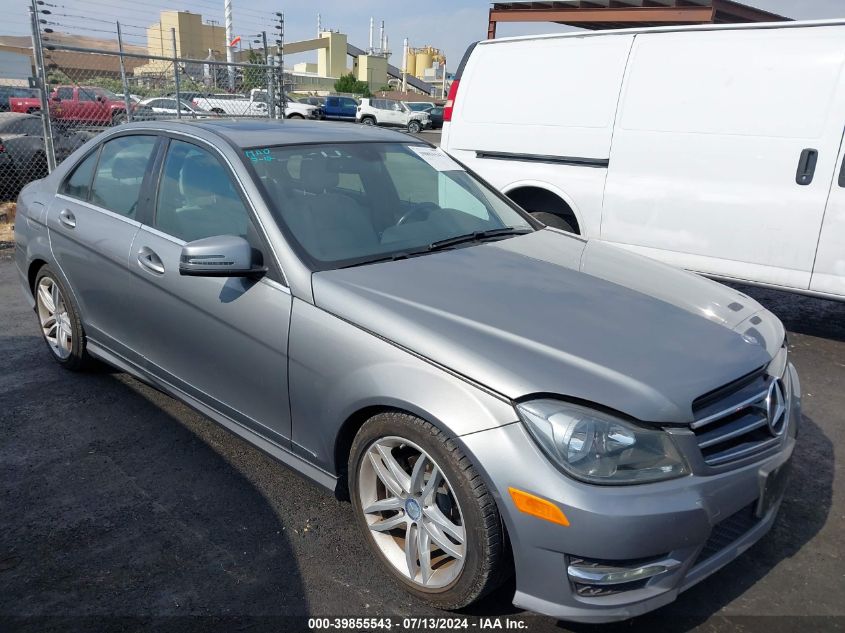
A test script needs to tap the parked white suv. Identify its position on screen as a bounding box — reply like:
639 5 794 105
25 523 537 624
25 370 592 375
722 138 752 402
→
356 98 430 133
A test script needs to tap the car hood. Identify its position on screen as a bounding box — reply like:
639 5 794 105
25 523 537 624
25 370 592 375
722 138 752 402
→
311 230 782 423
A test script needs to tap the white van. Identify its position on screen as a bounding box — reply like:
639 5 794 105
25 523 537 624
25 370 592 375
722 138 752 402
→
441 20 845 300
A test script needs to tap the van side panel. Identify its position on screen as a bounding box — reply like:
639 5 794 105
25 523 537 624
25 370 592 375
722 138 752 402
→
447 35 634 159
601 26 845 290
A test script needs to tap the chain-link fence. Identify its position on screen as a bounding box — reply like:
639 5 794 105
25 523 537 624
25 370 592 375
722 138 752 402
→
0 42 286 203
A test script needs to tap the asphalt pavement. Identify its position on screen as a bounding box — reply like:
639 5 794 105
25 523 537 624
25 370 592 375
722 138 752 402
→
1 247 843 633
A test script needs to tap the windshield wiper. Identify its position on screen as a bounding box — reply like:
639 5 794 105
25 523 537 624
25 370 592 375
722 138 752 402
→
339 250 429 269
428 227 532 252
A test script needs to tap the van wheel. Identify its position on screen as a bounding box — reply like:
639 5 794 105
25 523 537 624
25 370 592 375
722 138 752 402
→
531 211 574 232
349 412 509 609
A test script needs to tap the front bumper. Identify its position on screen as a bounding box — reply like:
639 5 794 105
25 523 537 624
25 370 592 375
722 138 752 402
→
460 363 800 622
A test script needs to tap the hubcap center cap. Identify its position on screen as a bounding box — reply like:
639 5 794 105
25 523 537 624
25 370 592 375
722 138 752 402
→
405 498 422 521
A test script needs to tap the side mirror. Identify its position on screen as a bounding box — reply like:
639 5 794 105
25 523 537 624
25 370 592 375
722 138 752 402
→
179 235 266 278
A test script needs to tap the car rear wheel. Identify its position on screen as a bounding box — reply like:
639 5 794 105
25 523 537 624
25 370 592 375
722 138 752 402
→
287 113 304 119
350 412 508 609
34 266 92 370
111 111 127 126
407 120 422 134
361 116 376 126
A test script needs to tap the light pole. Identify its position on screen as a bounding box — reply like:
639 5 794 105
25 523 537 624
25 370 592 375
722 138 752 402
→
224 0 235 89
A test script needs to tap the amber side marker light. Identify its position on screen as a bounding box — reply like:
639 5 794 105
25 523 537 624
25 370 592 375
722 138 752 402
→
508 487 570 526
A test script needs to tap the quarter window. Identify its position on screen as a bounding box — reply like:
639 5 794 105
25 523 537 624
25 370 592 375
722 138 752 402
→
155 139 253 243
89 135 157 217
61 150 99 200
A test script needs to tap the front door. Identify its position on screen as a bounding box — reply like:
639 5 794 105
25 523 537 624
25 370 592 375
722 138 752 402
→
47 134 159 359
127 137 292 443
811 144 845 297
601 26 845 290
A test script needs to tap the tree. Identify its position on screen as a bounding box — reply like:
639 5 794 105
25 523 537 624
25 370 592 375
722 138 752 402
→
241 48 265 92
334 73 371 97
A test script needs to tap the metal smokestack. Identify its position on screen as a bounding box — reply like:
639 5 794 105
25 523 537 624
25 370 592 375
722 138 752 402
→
369 17 374 51
379 20 385 52
402 38 408 92
317 13 321 36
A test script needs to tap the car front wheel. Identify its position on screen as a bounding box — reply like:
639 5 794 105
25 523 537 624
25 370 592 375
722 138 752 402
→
407 120 421 134
349 412 508 609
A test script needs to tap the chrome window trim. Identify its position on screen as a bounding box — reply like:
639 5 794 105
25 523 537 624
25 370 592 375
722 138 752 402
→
55 193 142 228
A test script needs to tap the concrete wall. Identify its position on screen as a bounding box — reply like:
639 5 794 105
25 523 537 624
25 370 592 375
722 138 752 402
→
317 31 347 79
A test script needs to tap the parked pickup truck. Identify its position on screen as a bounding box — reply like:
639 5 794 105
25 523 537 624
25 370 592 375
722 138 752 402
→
321 95 358 121
248 89 322 119
49 85 138 126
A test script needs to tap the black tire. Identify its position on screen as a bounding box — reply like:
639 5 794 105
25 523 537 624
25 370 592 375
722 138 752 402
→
407 120 422 134
111 111 127 126
33 265 93 371
531 211 575 233
360 116 376 126
349 412 509 610
287 113 304 119
211 108 225 115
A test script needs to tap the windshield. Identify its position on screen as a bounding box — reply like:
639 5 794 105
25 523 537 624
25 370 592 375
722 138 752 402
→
93 88 119 100
245 142 534 270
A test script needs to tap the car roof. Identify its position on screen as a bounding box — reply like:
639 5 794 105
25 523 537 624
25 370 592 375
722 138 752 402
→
117 118 419 148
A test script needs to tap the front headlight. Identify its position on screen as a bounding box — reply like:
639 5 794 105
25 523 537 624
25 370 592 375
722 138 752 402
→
517 400 689 485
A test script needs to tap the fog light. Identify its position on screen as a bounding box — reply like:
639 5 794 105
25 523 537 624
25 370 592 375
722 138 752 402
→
567 557 680 586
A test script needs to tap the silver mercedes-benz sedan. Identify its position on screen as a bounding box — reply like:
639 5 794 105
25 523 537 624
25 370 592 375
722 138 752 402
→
14 120 799 622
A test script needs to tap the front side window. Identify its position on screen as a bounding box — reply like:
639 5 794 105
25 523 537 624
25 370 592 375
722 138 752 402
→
155 139 252 243
247 142 533 268
89 135 157 217
56 87 73 100
61 150 99 200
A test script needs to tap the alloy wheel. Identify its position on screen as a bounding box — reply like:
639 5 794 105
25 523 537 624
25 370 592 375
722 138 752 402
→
36 276 72 360
358 436 466 589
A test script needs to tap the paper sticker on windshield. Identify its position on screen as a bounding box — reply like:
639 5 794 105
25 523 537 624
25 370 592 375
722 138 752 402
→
408 146 463 172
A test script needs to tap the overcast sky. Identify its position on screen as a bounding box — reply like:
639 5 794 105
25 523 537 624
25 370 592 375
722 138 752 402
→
8 0 845 70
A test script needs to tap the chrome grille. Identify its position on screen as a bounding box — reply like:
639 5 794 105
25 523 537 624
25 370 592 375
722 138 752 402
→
691 360 789 467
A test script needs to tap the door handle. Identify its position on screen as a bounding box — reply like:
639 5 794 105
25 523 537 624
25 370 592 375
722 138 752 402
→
796 148 818 186
137 246 165 275
58 208 76 228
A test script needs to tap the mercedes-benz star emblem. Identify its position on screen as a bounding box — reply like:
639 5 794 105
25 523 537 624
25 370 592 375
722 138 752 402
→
765 379 787 436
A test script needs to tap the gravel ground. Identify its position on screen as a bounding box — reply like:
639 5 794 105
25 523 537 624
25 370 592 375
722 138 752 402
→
0 249 843 633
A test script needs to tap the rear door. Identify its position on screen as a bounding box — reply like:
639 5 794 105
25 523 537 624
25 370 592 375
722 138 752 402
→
47 134 159 360
127 136 293 443
602 26 845 290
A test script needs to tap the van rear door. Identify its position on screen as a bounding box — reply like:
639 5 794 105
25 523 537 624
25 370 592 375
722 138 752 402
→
601 25 845 290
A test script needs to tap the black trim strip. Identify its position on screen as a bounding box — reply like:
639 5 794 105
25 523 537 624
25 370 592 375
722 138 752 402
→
475 150 609 168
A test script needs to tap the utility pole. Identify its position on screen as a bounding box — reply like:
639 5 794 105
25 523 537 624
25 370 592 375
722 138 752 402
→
224 0 235 89
274 12 285 123
29 0 55 172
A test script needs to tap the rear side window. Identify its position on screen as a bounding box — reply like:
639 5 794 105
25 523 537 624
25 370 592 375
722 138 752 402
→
61 150 99 200
89 135 157 218
56 87 73 100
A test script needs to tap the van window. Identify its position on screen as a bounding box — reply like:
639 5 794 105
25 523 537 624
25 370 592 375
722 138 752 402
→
620 29 844 139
